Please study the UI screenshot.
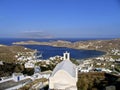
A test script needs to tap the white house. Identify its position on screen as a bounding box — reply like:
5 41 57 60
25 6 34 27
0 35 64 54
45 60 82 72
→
25 61 35 68
0 61 3 65
12 73 24 82
40 70 52 79
49 52 78 90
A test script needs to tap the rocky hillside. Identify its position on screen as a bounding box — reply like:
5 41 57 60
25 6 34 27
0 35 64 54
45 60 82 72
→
0 45 33 63
74 39 120 51
13 38 120 52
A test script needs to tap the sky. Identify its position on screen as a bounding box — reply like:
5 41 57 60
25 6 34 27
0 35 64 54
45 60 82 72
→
0 0 120 38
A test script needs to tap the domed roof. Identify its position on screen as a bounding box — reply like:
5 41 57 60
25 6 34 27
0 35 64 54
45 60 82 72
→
51 59 76 77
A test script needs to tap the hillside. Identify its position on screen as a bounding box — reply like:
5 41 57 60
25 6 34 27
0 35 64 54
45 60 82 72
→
77 72 120 90
13 38 120 52
0 45 33 63
74 39 120 51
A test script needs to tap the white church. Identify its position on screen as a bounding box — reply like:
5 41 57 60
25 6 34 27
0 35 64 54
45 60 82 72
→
49 52 78 90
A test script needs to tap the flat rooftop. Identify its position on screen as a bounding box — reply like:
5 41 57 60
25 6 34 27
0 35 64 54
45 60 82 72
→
0 78 32 90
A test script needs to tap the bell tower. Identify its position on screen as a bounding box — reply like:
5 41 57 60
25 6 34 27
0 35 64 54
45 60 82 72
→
63 51 70 60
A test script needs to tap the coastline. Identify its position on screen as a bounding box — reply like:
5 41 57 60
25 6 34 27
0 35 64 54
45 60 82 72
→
12 39 108 59
13 39 119 52
12 38 120 51
12 38 120 60
0 38 119 60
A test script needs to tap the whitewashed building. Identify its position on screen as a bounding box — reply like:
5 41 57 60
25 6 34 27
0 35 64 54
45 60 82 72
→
49 52 78 90
12 73 24 82
0 61 3 65
25 61 35 68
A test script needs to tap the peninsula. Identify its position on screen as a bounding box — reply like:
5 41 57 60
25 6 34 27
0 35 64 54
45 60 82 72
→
13 38 120 52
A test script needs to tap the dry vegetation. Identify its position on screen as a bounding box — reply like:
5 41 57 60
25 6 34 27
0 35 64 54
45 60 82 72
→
0 45 33 63
13 38 120 52
0 45 34 76
77 72 120 90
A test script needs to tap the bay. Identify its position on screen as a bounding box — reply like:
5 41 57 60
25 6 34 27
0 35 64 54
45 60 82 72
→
23 45 105 59
0 38 106 59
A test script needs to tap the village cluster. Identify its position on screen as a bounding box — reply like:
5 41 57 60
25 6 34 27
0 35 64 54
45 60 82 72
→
0 48 120 90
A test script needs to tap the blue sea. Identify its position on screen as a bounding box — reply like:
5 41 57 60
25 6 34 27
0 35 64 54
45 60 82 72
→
0 38 107 59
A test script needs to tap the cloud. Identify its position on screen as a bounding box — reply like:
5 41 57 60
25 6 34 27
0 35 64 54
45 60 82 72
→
17 31 54 39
